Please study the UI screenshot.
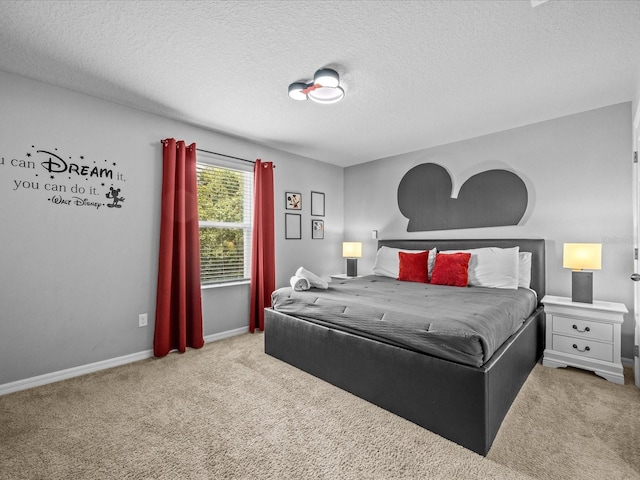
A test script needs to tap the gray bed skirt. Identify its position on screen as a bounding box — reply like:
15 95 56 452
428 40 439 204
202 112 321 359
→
264 238 546 455
265 306 544 455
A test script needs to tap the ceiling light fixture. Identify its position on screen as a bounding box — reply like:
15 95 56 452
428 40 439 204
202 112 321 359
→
288 68 345 104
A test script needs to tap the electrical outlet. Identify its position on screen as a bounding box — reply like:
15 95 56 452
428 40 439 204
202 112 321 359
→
138 313 148 327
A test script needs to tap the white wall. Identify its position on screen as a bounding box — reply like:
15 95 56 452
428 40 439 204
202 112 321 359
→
344 103 635 359
0 71 343 386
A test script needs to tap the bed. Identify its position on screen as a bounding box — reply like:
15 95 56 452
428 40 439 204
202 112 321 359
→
264 239 545 455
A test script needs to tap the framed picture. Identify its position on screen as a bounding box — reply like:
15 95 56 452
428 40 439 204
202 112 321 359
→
311 219 324 239
285 213 302 239
285 192 302 210
311 191 325 217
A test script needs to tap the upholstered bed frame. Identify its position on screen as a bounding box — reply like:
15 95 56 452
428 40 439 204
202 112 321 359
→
264 239 545 455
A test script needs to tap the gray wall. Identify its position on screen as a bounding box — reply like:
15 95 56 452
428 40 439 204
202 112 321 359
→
0 68 634 386
274 158 344 288
0 71 343 385
344 103 635 359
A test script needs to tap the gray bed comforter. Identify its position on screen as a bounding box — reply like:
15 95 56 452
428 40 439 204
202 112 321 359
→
270 275 538 367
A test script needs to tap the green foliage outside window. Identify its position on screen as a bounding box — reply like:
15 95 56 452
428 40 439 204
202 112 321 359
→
197 164 252 284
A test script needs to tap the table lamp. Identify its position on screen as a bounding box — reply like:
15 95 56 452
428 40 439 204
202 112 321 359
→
342 242 362 277
563 243 602 303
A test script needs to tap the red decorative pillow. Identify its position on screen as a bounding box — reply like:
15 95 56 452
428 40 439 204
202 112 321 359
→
397 251 429 283
430 252 472 287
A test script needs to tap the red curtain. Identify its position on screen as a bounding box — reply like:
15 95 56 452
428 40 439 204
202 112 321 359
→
154 138 204 357
250 159 275 332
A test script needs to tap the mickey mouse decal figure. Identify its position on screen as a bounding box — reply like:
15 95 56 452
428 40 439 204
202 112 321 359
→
106 186 125 208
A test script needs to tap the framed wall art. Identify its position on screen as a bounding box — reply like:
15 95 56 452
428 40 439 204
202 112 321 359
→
286 192 302 210
311 219 324 239
285 213 302 239
311 191 325 216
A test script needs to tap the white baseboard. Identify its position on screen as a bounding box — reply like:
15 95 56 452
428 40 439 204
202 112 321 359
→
0 350 154 396
204 326 249 343
0 327 249 396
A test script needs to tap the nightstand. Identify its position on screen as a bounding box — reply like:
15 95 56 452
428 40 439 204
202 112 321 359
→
542 295 627 384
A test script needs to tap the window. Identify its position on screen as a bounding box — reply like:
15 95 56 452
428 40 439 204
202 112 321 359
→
197 155 253 285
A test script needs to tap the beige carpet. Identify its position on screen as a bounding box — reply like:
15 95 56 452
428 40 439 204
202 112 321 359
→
0 333 638 480
488 358 640 479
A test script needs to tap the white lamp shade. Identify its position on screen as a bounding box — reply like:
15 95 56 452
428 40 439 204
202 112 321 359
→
563 243 602 270
342 242 362 258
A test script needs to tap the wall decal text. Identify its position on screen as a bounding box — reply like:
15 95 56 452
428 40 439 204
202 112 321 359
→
1 145 126 211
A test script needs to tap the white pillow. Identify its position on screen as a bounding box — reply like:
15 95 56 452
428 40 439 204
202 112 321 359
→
372 246 437 279
441 247 520 289
518 252 532 289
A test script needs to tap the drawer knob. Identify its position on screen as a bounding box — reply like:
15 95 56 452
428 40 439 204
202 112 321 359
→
572 344 591 353
572 324 590 333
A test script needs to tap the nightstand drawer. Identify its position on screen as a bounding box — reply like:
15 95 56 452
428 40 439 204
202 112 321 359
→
552 335 613 363
552 316 613 342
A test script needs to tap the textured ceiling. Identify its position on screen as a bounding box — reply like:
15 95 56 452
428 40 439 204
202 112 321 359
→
1 0 639 167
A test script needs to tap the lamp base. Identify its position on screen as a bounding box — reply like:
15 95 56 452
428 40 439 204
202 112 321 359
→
572 271 593 303
346 258 358 277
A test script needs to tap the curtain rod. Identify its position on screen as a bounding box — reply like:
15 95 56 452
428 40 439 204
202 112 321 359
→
159 140 256 165
195 147 255 165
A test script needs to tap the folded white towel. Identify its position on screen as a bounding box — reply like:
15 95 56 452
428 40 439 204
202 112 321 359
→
296 266 329 289
290 275 311 291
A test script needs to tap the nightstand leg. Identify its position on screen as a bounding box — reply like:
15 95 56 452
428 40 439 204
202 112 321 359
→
542 357 568 369
543 352 625 384
594 370 625 385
